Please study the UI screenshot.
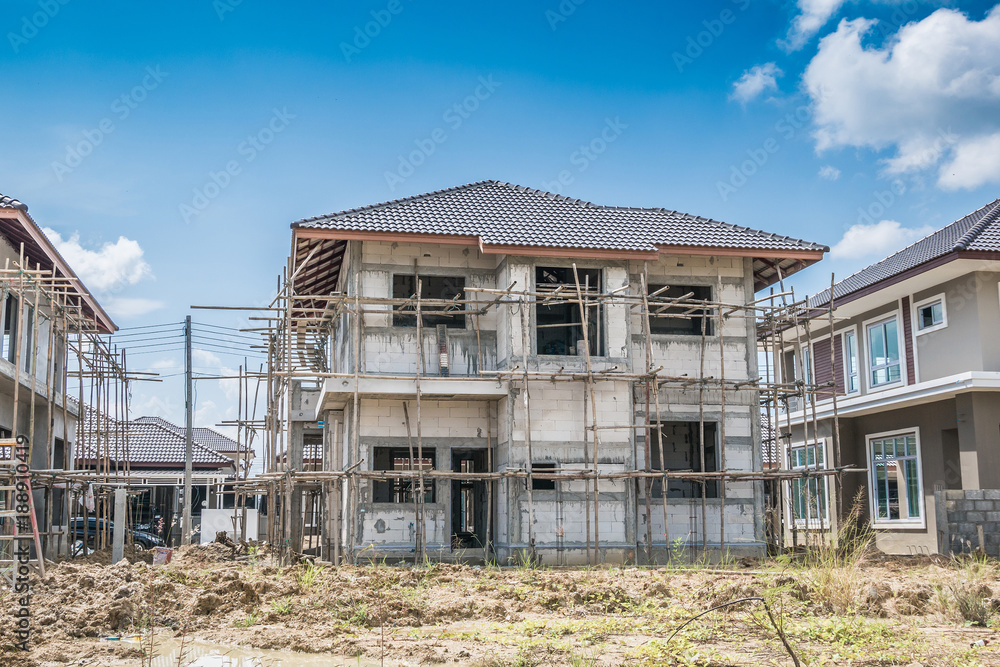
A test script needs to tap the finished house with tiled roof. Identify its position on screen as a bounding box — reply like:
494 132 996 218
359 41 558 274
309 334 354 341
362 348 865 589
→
133 416 254 475
773 198 1000 557
77 416 236 544
282 180 827 564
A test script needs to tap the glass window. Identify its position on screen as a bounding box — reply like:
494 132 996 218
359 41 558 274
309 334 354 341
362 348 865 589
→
23 306 33 374
917 301 944 330
2 294 17 364
867 318 901 386
392 275 466 329
801 346 813 385
869 433 921 522
789 442 827 526
647 285 713 335
844 331 859 393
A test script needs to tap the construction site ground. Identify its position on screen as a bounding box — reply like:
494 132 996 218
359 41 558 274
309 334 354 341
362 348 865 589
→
1 543 998 666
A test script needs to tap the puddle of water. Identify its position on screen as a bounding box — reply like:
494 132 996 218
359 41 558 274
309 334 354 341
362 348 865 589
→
149 637 385 667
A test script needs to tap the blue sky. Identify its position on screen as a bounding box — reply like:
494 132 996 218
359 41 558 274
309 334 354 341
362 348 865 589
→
2 0 999 437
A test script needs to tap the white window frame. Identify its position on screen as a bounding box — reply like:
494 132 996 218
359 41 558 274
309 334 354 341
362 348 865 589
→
839 327 860 396
800 344 814 385
865 427 925 529
913 293 947 336
863 312 904 391
786 438 830 529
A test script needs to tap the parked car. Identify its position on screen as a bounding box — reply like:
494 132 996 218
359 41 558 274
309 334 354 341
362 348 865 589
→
69 517 165 551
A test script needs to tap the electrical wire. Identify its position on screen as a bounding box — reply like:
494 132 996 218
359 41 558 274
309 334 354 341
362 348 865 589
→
193 323 263 339
190 332 262 347
113 322 184 332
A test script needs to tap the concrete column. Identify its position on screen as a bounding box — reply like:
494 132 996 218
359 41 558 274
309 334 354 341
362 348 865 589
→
112 488 126 564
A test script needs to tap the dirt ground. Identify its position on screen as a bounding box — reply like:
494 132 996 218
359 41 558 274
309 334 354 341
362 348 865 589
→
1 543 998 666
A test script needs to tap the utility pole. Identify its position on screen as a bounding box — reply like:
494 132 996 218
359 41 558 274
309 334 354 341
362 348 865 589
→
182 316 193 545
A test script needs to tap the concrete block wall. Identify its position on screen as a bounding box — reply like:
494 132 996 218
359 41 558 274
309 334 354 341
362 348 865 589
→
327 243 766 561
940 489 1000 557
640 500 759 553
358 398 491 439
353 241 500 377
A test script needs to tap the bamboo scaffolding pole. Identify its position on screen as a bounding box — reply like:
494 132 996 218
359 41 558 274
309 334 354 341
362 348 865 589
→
718 304 727 558
229 244 852 566
519 295 536 563
828 273 844 529
571 264 600 565
414 268 427 561
698 303 708 557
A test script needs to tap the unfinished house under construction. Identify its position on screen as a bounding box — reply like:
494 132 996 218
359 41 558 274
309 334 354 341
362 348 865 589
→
0 193 135 573
252 181 830 565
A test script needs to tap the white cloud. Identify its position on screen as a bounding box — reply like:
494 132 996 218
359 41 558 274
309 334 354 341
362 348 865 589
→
938 131 1000 190
782 0 849 52
818 165 841 180
192 349 241 402
831 219 934 260
730 63 783 105
131 394 179 422
103 297 165 319
193 349 223 367
195 399 220 428
42 228 153 292
804 8 1000 190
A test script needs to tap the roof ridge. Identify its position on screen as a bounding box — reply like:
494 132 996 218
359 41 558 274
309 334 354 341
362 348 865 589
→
953 198 1000 250
292 180 500 226
143 421 231 462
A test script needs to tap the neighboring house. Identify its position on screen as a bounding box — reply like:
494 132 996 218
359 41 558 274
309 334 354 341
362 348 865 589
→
133 416 255 476
283 180 826 563
76 416 235 543
0 193 119 555
0 193 115 468
773 199 1000 556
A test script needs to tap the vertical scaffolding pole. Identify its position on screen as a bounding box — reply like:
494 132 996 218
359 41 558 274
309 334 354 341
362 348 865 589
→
183 315 193 546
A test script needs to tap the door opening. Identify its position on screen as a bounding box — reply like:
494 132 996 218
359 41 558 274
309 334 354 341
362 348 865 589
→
451 449 487 549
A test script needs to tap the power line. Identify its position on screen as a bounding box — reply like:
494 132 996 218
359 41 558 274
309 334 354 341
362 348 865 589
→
195 322 264 335
191 332 261 346
113 321 184 332
108 335 185 346
127 347 186 357
190 340 268 356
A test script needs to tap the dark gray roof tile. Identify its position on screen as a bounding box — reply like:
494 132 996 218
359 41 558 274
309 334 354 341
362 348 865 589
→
294 181 827 254
77 416 234 468
812 198 1000 306
134 416 243 453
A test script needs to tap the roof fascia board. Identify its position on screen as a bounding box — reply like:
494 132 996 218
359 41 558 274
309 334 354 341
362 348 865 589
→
655 245 825 261
293 229 824 263
294 228 480 245
479 243 658 260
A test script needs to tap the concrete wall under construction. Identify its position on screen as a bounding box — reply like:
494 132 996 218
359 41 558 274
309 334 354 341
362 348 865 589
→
307 238 765 563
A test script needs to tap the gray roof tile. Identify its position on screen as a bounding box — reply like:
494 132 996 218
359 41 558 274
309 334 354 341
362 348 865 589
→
0 193 27 211
294 181 827 254
77 416 234 468
813 198 1000 306
134 416 243 453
